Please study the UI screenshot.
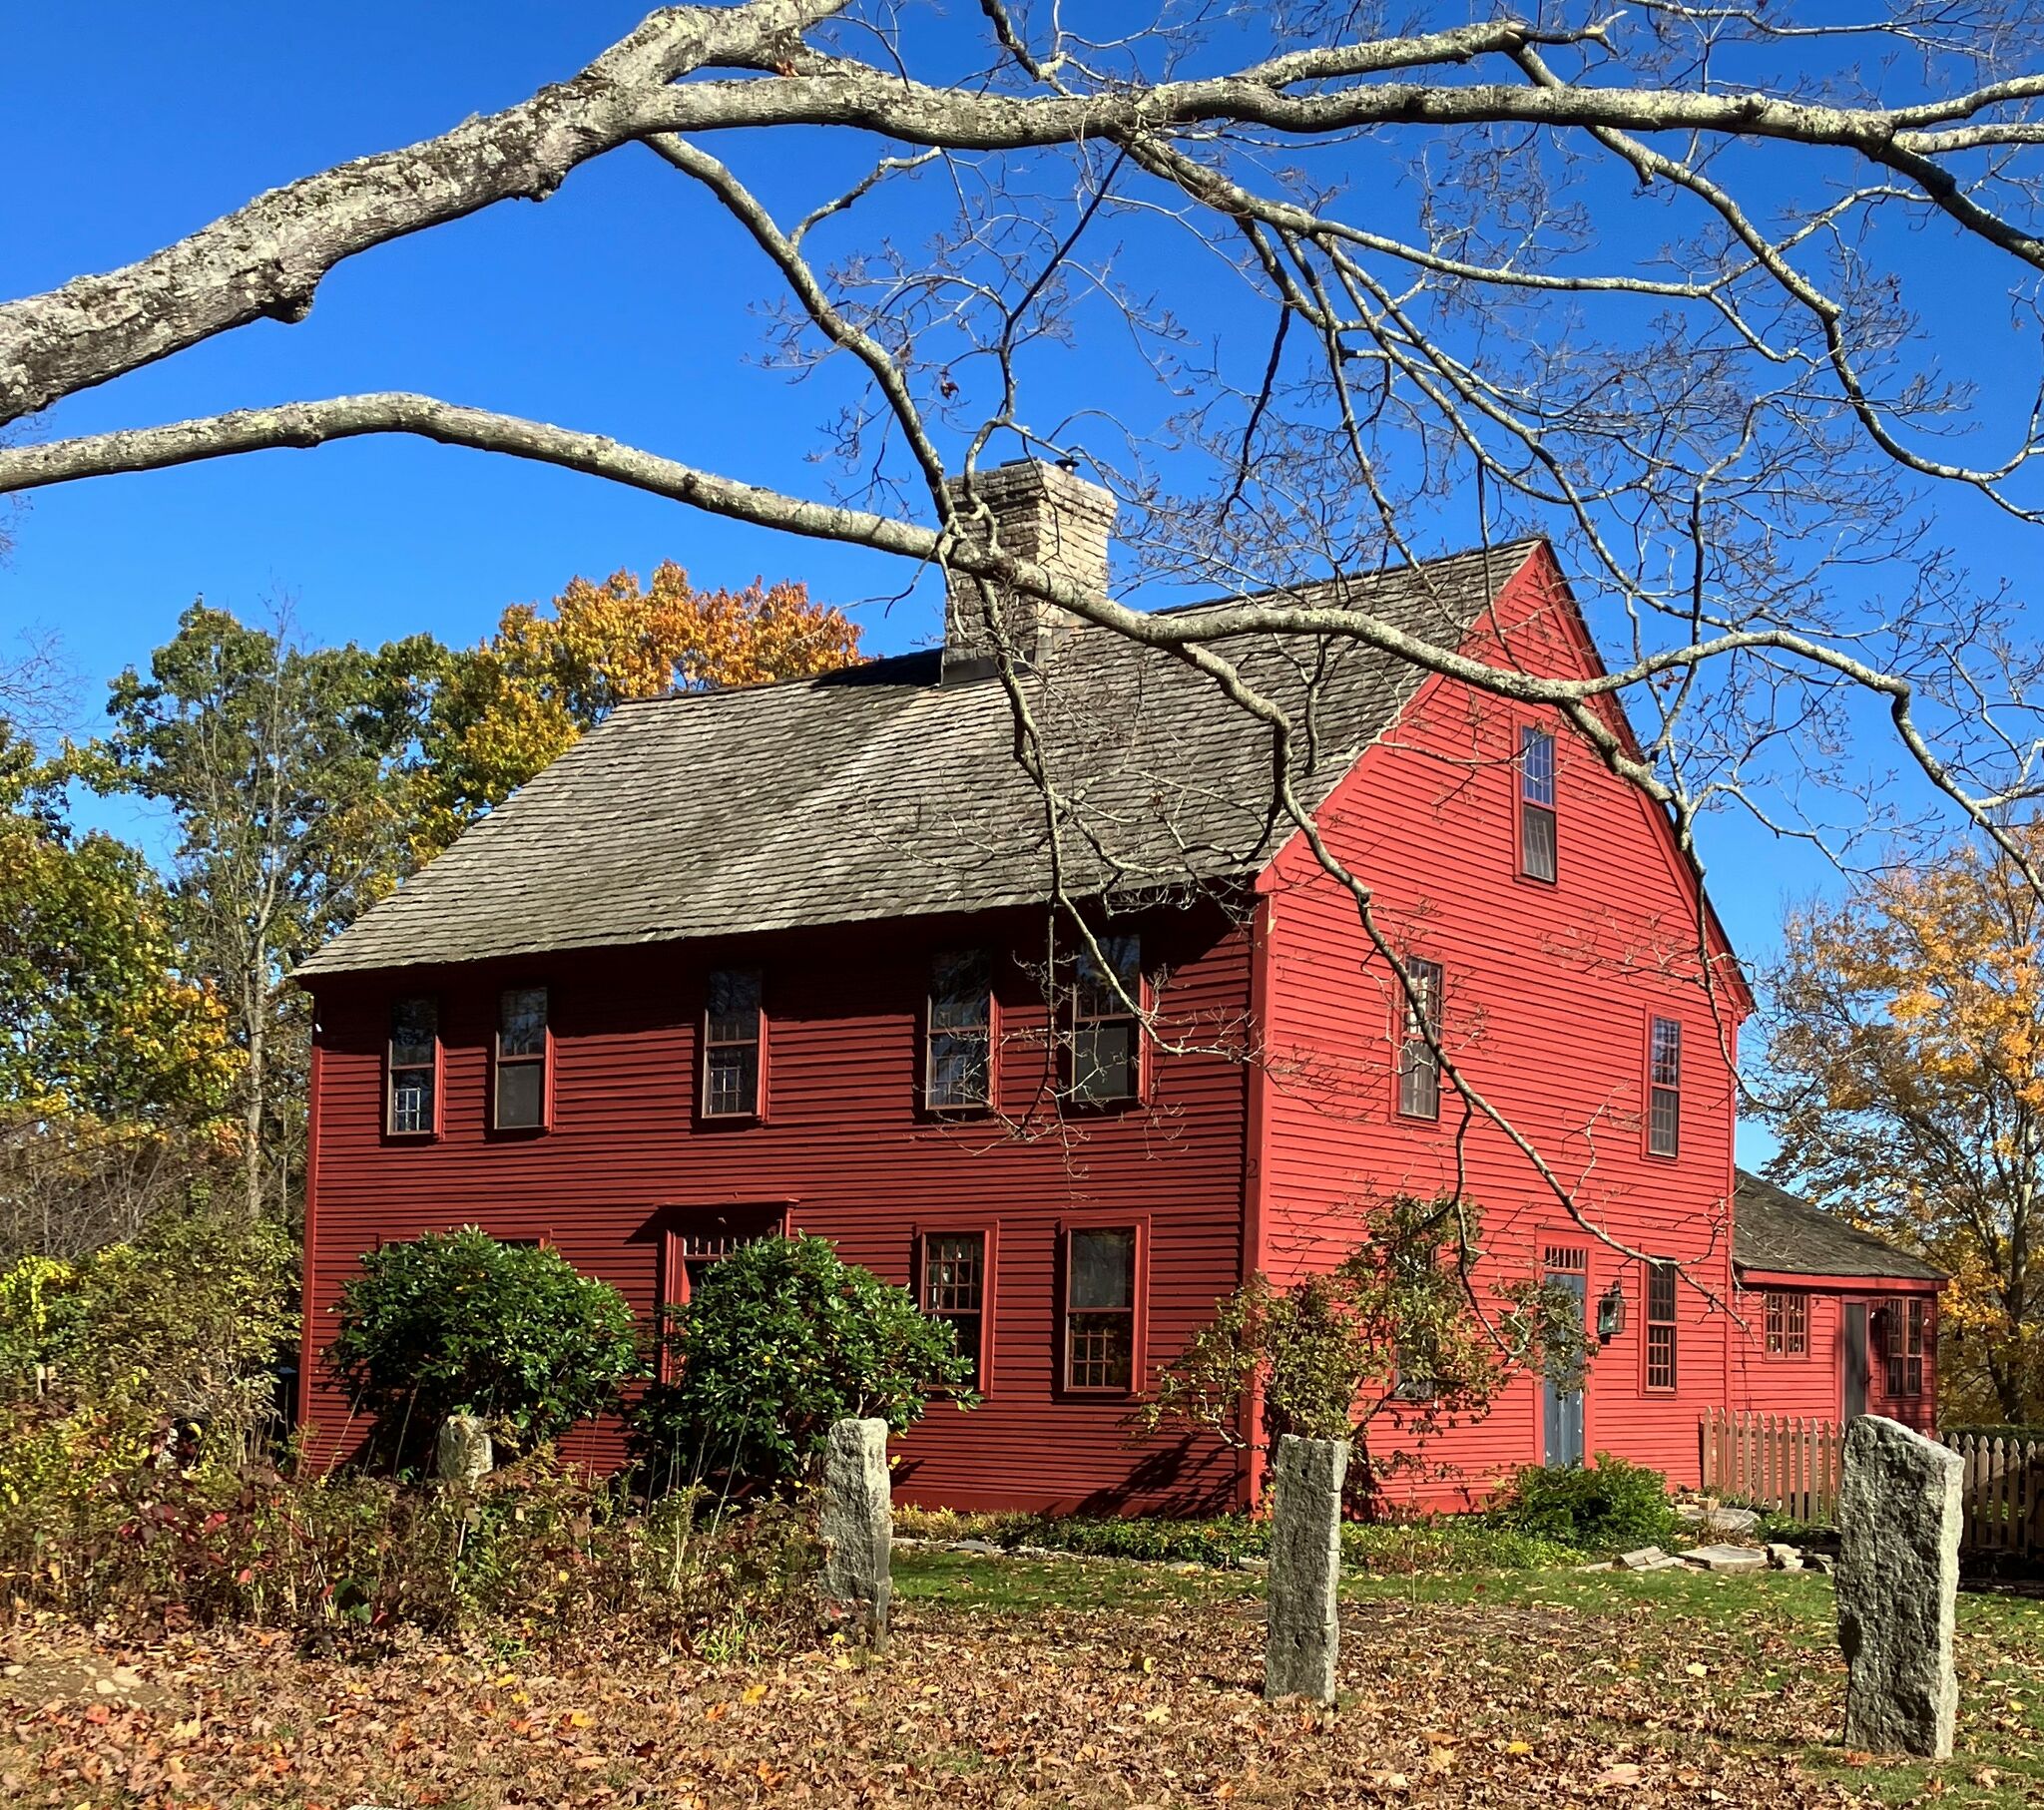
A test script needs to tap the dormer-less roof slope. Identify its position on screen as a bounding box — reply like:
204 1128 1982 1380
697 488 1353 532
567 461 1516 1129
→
298 540 1539 978
1733 1169 1945 1284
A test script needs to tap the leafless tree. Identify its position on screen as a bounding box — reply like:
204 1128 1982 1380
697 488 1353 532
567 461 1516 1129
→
7 0 2044 1288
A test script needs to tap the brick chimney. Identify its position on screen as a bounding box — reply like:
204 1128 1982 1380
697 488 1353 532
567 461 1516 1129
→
940 460 1117 684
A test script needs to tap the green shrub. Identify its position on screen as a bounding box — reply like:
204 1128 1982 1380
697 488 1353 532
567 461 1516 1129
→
630 1234 975 1492
1485 1453 1678 1552
0 1204 294 1409
329 1228 644 1458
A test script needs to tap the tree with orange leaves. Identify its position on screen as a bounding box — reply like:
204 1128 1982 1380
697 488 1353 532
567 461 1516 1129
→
1766 825 2044 1424
411 564 860 857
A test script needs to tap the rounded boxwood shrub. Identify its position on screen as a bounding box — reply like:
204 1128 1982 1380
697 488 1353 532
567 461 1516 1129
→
629 1233 975 1493
1485 1452 1679 1552
330 1227 644 1457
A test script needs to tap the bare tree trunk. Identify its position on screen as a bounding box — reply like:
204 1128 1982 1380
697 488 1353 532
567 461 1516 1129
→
243 965 267 1222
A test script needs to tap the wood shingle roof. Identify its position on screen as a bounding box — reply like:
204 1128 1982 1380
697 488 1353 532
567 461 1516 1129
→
299 540 1537 978
1733 1168 1945 1283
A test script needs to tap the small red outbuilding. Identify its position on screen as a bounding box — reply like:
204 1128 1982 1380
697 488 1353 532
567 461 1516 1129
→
1728 1168 1945 1435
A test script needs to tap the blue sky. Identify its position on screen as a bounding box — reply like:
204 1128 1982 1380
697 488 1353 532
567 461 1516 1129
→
6 5 2040 1165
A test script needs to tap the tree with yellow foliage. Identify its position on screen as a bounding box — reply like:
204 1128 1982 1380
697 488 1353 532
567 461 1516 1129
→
1767 824 2044 1423
410 566 860 858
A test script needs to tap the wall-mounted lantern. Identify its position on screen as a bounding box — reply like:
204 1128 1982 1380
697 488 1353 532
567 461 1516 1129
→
1596 1278 1628 1342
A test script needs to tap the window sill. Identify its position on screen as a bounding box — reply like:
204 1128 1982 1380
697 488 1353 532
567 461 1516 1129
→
698 1111 766 1130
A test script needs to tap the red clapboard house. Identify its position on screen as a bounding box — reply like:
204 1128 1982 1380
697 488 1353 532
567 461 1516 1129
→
295 460 1937 1511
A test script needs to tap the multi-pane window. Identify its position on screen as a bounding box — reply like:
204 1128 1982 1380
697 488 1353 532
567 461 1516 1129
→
1645 1259 1678 1391
387 996 437 1135
703 969 764 1118
1071 935 1142 1104
921 1230 989 1391
1765 1290 1808 1358
1396 957 1443 1121
1647 1017 1683 1157
1519 725 1558 882
1886 1297 1927 1397
1064 1226 1137 1390
927 952 994 1112
494 987 548 1130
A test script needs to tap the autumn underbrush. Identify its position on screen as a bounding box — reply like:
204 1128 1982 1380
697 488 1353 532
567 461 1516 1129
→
0 1417 818 1654
893 1504 1584 1574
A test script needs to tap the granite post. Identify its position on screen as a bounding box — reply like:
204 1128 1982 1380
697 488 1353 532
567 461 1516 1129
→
1265 1435 1346 1703
434 1410 492 1486
819 1417 892 1650
1836 1414 1963 1759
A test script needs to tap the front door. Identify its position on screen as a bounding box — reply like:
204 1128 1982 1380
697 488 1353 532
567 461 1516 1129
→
1843 1301 1869 1419
1544 1269 1588 1467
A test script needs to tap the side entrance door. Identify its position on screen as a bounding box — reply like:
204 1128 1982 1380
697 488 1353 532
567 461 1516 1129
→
1843 1301 1869 1419
1544 1268 1588 1467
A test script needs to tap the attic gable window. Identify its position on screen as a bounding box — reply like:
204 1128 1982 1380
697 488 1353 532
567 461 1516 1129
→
1395 957 1443 1121
1519 725 1558 882
1647 1017 1683 1157
387 996 438 1136
1070 935 1143 1105
703 968 765 1119
927 951 994 1112
493 987 549 1131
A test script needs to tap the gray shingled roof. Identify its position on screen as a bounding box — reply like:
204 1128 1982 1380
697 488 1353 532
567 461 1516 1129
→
1733 1169 1945 1282
299 541 1537 978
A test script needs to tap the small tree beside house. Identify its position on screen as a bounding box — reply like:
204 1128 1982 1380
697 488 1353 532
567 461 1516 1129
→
1142 1195 1594 1512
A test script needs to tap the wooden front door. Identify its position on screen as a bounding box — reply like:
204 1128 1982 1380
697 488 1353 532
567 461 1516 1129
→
1544 1269 1587 1467
1843 1301 1869 1419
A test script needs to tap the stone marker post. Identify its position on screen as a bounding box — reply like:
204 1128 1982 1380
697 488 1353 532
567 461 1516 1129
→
1265 1434 1346 1704
819 1417 892 1651
1836 1414 1963 1759
435 1410 492 1486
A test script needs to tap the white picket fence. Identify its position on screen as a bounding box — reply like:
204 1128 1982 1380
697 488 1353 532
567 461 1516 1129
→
1699 1409 2044 1557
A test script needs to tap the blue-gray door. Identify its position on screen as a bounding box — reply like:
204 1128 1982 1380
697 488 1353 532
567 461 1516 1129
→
1544 1270 1587 1467
1844 1301 1869 1419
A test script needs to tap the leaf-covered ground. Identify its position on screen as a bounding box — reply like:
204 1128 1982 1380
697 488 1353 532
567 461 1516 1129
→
4 1553 2041 1807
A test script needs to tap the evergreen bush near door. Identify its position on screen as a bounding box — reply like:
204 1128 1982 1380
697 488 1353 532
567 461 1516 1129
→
630 1233 975 1493
1485 1453 1679 1552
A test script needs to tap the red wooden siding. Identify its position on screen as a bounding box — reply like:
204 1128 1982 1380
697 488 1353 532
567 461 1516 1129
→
1251 545 1746 1506
300 903 1251 1513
